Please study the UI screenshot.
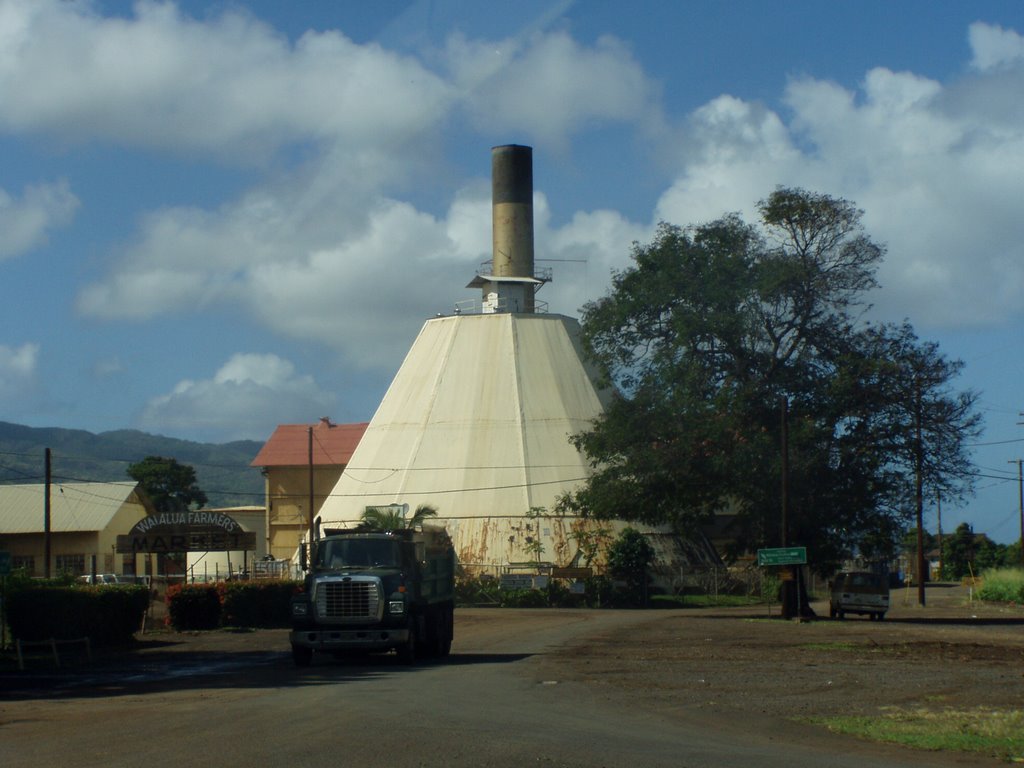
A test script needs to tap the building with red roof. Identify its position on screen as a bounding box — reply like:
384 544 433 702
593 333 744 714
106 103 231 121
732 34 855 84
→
251 417 368 560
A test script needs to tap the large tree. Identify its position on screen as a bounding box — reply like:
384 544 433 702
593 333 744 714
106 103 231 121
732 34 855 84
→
127 455 208 513
560 188 980 582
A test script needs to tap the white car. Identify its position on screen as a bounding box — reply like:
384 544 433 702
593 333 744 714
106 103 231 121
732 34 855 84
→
79 573 119 585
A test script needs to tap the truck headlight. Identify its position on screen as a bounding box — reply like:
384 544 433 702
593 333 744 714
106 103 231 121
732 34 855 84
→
292 601 309 617
388 600 405 614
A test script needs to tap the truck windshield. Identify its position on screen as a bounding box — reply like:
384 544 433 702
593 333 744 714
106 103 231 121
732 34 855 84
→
318 538 400 569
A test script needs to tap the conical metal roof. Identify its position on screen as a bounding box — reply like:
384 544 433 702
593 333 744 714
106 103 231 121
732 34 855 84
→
317 312 614 569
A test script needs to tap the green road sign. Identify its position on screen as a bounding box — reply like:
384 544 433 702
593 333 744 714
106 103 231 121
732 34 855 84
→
757 546 807 566
0 551 10 576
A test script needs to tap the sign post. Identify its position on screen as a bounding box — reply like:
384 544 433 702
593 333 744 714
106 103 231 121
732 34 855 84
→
0 551 10 650
756 547 807 567
757 547 808 620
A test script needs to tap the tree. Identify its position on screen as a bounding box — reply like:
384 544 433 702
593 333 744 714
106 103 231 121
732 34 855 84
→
359 504 438 531
942 522 1005 579
606 527 655 605
560 188 981 588
127 456 207 512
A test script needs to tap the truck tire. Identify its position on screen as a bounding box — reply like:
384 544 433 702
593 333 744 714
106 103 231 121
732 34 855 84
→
425 606 449 658
398 621 418 665
292 644 313 668
438 604 453 657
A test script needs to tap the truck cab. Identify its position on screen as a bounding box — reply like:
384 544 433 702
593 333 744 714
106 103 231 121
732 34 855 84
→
289 527 455 666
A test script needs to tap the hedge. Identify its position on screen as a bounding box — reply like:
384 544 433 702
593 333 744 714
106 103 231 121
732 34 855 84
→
6 585 150 646
165 581 298 630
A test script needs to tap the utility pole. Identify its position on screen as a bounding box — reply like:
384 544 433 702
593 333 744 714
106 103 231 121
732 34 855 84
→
308 425 316 563
914 376 926 606
780 396 798 619
1010 459 1023 567
936 490 943 580
44 447 52 578
781 396 789 549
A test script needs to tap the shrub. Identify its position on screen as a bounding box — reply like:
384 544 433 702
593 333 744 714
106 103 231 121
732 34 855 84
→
500 588 549 608
221 581 297 628
166 584 222 630
977 568 1024 603
5 584 149 646
455 574 502 606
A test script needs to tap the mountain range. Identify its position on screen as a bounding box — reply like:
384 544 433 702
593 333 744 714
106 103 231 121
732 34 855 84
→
0 421 266 509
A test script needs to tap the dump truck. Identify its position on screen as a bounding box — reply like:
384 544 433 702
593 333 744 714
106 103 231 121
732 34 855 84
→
289 525 456 666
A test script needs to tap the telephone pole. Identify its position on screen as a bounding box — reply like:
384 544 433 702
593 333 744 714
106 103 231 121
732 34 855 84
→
44 448 52 578
1010 458 1023 567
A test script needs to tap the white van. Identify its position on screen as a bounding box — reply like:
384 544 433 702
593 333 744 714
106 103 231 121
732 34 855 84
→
829 571 889 621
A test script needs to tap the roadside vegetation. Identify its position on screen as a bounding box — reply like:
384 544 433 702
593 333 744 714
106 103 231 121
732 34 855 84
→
810 708 1024 762
976 567 1024 602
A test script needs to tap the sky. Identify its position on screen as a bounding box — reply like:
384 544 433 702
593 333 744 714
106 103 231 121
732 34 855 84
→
2 0 1024 542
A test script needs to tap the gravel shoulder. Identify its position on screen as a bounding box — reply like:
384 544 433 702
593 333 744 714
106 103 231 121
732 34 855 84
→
539 583 1024 723
7 582 1021 723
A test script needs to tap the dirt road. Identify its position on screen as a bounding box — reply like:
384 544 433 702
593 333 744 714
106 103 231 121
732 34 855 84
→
1 583 1020 767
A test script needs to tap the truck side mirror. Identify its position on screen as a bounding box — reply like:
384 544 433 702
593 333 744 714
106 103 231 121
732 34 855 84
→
300 543 308 571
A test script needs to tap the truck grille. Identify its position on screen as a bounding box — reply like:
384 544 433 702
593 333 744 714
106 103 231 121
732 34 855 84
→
316 579 381 620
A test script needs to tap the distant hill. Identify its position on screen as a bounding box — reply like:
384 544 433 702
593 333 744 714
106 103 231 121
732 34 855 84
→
0 421 265 508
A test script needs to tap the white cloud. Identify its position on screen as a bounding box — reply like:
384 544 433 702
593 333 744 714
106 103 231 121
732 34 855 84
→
539 202 651 316
0 0 454 162
652 38 1024 329
0 341 38 396
450 31 662 149
969 21 1024 71
41 2 668 370
139 353 336 442
0 179 78 259
23 5 1024 393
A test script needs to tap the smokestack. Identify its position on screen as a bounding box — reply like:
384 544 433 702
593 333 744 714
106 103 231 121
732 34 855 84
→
491 145 534 284
467 144 541 314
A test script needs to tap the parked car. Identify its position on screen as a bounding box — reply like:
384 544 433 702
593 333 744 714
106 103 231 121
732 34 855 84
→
829 570 890 621
79 573 119 585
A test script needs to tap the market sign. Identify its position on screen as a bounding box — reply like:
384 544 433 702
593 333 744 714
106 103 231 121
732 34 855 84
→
756 546 807 567
116 511 257 554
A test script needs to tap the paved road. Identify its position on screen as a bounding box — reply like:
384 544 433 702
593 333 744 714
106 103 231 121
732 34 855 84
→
0 609 1000 768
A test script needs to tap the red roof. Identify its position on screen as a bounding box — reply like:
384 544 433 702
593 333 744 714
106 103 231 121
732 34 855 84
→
251 419 369 468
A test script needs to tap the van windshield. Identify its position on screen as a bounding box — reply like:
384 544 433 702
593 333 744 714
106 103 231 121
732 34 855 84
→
317 538 400 569
845 573 883 589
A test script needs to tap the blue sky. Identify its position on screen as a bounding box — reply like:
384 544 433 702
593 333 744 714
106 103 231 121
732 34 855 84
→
2 0 1024 541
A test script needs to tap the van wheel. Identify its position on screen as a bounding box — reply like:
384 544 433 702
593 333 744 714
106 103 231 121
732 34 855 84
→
829 604 837 619
876 612 885 621
836 610 845 620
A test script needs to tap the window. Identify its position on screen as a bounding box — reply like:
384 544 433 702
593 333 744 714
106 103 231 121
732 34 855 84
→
56 554 86 575
12 555 35 573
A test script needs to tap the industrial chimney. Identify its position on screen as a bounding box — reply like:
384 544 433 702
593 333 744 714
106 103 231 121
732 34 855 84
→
316 144 718 578
467 144 545 314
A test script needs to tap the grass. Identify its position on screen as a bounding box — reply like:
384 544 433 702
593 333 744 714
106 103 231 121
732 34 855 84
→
977 568 1024 603
810 707 1024 761
650 593 769 608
